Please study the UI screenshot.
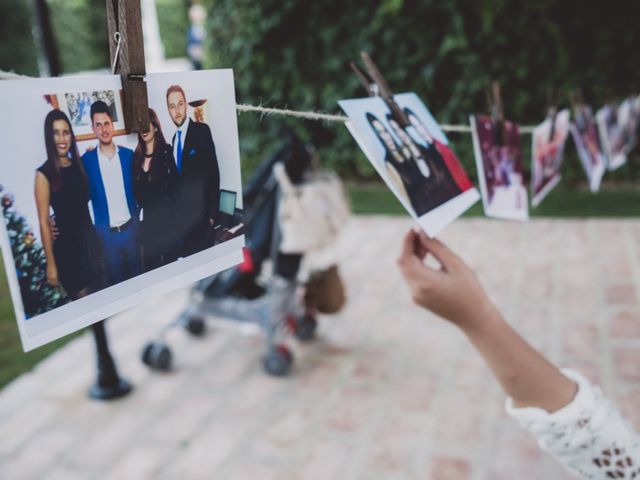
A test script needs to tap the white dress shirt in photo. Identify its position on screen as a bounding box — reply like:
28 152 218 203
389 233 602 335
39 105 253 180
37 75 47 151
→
97 146 131 228
173 117 191 170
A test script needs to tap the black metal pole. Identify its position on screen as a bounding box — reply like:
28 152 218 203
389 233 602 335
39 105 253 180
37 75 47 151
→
33 0 62 76
88 320 132 400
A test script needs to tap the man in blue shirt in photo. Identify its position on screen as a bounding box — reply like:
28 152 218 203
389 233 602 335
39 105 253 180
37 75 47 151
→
82 100 140 285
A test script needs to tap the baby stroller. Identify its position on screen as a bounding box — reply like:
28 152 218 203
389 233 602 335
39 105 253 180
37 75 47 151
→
141 133 328 376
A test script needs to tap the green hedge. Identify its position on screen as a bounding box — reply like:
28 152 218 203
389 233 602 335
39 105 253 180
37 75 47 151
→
2 0 190 75
2 1 639 183
156 0 189 59
0 0 39 76
48 0 110 73
204 0 640 182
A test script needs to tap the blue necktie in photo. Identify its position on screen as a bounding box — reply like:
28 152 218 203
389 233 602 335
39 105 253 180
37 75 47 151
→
176 130 183 174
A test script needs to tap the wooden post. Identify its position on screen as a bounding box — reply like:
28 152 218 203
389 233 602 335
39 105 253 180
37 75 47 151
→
105 0 149 133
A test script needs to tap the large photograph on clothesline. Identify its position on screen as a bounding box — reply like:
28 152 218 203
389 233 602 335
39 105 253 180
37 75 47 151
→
597 100 637 171
0 70 245 351
531 109 570 207
470 115 529 221
570 104 606 192
339 93 479 237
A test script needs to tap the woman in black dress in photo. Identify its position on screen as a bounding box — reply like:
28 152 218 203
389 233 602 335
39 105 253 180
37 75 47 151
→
366 112 434 216
34 109 105 300
133 108 180 272
386 115 461 203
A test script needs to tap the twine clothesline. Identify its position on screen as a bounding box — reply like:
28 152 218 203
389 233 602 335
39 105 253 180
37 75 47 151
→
236 103 536 133
0 69 536 133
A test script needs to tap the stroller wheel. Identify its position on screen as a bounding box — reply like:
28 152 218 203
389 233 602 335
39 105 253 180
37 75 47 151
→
262 345 293 376
185 317 206 337
141 341 172 371
294 315 318 342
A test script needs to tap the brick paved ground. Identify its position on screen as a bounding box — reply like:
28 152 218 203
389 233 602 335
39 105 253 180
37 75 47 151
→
1 217 639 480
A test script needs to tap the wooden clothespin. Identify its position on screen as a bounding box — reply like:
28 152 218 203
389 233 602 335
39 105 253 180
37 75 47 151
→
105 0 149 133
350 52 410 127
487 80 505 145
546 87 559 142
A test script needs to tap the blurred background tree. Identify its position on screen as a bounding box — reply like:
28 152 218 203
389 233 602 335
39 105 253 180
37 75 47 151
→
0 0 40 76
1 0 639 184
203 0 640 183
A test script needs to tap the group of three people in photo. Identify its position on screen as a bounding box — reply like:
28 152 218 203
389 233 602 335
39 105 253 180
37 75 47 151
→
35 85 220 302
366 107 472 217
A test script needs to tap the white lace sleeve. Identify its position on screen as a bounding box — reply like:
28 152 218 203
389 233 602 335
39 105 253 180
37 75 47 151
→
506 369 640 479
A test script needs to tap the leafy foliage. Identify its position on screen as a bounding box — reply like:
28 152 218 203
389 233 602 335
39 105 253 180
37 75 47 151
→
204 0 640 182
49 0 110 73
1 1 639 182
0 0 39 76
156 0 190 59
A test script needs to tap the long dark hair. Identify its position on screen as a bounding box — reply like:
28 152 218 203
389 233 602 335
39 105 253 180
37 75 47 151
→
133 108 170 181
366 112 407 164
42 109 86 193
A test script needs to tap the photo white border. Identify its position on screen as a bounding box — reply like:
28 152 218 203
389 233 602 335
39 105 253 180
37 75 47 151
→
531 174 560 208
596 105 627 171
342 94 480 238
569 123 606 193
0 72 245 351
469 115 528 222
530 110 569 208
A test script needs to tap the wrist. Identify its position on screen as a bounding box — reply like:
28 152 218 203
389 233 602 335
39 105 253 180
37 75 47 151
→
458 300 503 337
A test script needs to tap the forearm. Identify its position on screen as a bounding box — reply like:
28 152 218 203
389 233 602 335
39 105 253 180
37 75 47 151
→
461 303 577 413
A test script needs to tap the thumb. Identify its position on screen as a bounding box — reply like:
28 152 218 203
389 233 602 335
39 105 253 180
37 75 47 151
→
415 231 461 271
397 230 440 281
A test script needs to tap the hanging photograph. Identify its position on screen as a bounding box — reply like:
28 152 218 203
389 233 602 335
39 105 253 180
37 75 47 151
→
531 109 570 207
597 100 637 171
570 104 606 192
339 93 479 237
0 70 244 351
470 115 529 221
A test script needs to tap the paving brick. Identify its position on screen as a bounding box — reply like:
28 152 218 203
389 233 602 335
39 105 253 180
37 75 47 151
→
0 400 59 457
605 285 638 306
292 434 354 480
610 310 640 338
562 324 600 358
427 455 471 480
615 387 640 432
433 385 490 450
614 347 640 382
104 444 174 480
2 428 75 480
0 217 638 480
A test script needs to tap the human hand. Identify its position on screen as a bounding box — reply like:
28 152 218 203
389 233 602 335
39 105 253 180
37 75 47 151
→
397 229 497 332
46 263 59 287
48 215 59 240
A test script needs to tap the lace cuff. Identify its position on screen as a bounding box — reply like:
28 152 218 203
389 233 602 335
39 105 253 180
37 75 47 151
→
505 369 640 479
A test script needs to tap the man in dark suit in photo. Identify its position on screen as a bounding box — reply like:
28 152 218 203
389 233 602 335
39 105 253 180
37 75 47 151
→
82 100 140 285
166 84 220 256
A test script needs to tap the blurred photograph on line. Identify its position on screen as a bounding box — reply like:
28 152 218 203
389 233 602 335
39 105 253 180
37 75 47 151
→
531 109 570 207
570 104 606 192
470 115 529 221
339 93 479 237
597 101 637 171
0 70 244 351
